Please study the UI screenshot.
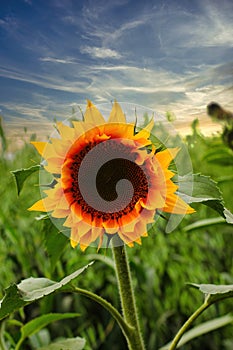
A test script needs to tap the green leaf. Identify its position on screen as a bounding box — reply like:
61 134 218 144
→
43 219 69 272
159 314 233 350
38 337 86 350
0 262 94 320
18 313 80 347
177 174 233 223
203 149 233 166
0 285 26 320
177 174 222 203
11 165 40 195
188 283 233 303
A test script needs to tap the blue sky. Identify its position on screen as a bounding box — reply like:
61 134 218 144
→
0 0 233 142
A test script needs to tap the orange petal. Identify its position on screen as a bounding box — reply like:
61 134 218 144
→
103 123 135 139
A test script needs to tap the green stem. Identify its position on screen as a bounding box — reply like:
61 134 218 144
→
0 322 7 350
15 338 23 350
112 237 145 350
168 301 210 350
73 287 132 340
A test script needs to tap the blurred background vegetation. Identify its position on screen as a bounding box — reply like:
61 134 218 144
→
0 118 233 350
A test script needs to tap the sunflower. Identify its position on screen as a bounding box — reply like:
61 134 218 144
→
29 101 194 251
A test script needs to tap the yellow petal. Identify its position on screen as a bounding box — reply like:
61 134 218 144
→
155 148 180 168
71 239 78 248
134 118 154 141
72 120 95 134
79 230 92 251
134 238 142 245
30 142 47 157
56 122 75 140
162 193 195 214
70 227 79 248
108 100 126 123
28 199 47 212
84 100 105 124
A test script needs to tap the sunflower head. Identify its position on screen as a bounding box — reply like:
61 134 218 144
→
29 101 194 251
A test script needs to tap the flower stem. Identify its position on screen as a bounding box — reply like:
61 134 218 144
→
168 301 210 350
112 237 145 350
73 287 132 339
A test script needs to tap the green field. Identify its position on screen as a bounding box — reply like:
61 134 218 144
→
0 119 233 350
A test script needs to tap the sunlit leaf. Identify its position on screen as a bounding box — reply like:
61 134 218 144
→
11 165 40 195
177 174 233 223
0 263 94 320
38 337 86 350
223 208 233 224
18 313 80 346
177 174 222 203
188 283 233 303
183 217 226 232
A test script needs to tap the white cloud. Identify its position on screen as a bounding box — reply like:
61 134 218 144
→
81 46 122 59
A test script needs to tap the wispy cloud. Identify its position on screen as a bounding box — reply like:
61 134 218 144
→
80 46 122 59
0 65 88 93
39 57 77 64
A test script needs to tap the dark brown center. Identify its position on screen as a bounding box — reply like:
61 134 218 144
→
65 141 149 222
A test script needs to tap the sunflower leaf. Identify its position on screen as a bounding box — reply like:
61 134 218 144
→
11 165 41 195
159 314 233 350
37 337 86 350
177 174 233 223
0 262 93 320
188 283 233 304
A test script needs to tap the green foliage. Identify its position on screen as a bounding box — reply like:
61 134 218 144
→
0 116 7 153
160 314 233 350
0 120 233 349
